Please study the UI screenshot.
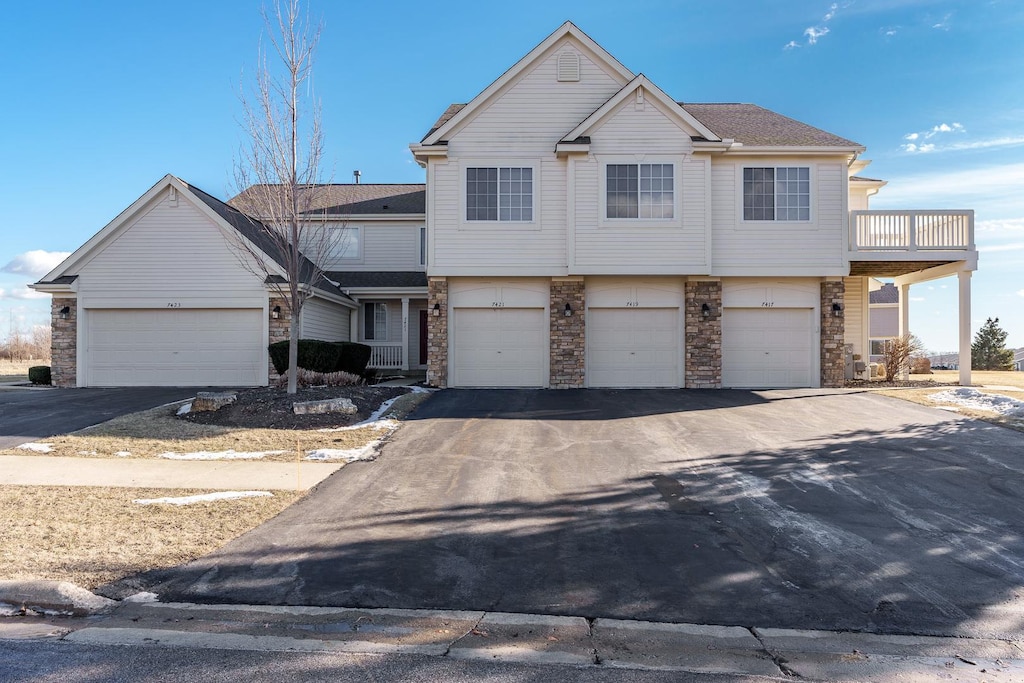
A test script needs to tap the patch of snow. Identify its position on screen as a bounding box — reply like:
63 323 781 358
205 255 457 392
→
115 451 131 457
17 442 53 453
306 441 382 462
133 491 274 506
176 402 193 416
123 592 160 603
0 603 19 617
936 406 961 412
77 450 97 455
317 387 432 433
157 449 287 460
930 388 1024 417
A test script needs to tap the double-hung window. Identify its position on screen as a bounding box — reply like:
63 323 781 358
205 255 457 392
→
606 163 674 219
743 167 810 221
466 167 533 221
363 303 387 341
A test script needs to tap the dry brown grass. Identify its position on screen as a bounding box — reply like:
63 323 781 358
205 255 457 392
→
0 485 301 589
0 359 43 382
873 370 1024 434
0 390 432 461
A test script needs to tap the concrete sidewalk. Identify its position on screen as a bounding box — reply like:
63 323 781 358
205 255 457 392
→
0 455 342 491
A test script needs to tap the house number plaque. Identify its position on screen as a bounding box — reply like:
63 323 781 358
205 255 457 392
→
166 302 182 308
761 302 775 307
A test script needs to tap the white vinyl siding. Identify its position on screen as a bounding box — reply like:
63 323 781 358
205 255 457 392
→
843 276 866 366
85 309 264 387
320 223 426 271
300 298 351 341
712 159 846 275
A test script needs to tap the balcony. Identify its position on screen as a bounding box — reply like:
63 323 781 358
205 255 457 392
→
367 342 405 370
849 210 976 277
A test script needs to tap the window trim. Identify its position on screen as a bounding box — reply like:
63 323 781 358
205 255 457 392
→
739 165 814 224
419 226 426 267
459 160 540 230
363 302 388 341
328 224 362 263
598 157 680 227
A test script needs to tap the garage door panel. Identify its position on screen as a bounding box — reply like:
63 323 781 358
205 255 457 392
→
452 308 546 387
588 308 680 388
87 309 265 387
722 308 815 388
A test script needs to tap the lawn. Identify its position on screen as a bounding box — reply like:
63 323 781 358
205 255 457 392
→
0 485 300 590
0 359 44 383
873 369 1024 434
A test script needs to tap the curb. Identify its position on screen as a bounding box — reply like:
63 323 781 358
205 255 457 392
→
0 580 116 617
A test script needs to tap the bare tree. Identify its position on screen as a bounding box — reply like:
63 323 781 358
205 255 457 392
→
230 0 342 394
882 334 924 382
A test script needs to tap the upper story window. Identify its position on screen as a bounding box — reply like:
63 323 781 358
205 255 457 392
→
466 167 533 221
606 164 674 219
743 167 810 221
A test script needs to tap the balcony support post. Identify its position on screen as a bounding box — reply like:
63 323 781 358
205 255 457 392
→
898 282 911 380
958 270 972 386
401 298 410 371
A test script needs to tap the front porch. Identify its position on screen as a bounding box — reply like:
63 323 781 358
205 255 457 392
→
848 209 977 385
354 296 430 372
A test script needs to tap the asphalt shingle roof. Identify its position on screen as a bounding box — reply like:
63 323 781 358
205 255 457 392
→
424 101 861 149
325 271 428 289
869 283 899 305
231 184 426 216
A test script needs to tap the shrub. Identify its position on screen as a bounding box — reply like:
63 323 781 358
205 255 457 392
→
273 368 362 388
28 366 51 385
910 356 933 374
268 340 343 375
334 342 372 376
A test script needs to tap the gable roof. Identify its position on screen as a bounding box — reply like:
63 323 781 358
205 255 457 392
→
869 282 899 305
232 184 425 216
33 175 353 303
681 103 861 148
561 75 720 144
421 21 635 145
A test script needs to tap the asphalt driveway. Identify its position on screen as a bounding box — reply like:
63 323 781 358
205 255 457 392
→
145 388 1024 639
0 387 203 449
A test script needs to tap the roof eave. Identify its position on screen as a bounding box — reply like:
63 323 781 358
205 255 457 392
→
720 145 866 156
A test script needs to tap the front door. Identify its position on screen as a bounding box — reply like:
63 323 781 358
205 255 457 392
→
419 310 428 365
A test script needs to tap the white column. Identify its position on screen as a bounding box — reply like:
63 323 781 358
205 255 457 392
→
898 282 911 380
401 298 410 371
350 303 359 343
959 270 972 386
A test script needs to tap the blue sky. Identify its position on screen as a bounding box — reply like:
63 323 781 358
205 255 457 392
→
2 0 1022 354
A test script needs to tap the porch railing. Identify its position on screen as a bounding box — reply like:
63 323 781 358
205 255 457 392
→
850 210 974 252
367 342 404 370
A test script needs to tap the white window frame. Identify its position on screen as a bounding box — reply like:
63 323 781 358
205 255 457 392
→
328 224 362 263
419 226 427 267
459 161 540 230
363 302 388 341
740 166 813 223
598 157 679 227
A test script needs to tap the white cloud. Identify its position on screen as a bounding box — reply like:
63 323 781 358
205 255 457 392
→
932 13 952 30
805 26 830 44
910 296 926 302
925 122 964 138
881 26 899 37
900 142 935 153
2 250 70 278
1017 290 1024 298
976 218 1024 234
904 132 919 141
978 242 1024 253
784 40 801 50
875 162 1024 211
0 287 48 301
823 2 839 21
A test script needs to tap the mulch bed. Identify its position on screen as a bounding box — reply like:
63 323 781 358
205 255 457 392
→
180 385 410 430
845 378 959 389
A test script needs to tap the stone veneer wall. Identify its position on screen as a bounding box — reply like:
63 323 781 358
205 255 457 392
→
426 278 448 388
51 297 77 388
820 281 845 388
268 296 291 382
549 278 585 388
685 281 722 388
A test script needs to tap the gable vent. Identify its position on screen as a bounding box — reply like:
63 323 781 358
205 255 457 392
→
557 51 580 82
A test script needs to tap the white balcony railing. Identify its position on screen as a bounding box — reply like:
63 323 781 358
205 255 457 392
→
367 342 404 370
850 210 974 252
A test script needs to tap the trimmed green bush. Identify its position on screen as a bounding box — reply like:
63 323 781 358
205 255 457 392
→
334 342 372 376
268 340 343 375
28 366 51 385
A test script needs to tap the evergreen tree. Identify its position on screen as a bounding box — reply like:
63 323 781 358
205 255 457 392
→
971 317 1014 370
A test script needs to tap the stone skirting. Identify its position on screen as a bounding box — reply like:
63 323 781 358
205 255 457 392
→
51 297 77 388
426 278 448 388
820 281 845 388
684 281 722 388
549 278 585 388
268 296 291 381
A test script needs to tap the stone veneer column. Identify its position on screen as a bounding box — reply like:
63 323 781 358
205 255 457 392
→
426 278 448 388
684 280 722 389
50 297 77 388
820 280 845 388
549 277 585 388
268 296 291 382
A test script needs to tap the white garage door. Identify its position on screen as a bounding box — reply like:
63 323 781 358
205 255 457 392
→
452 308 546 387
589 308 680 388
86 309 265 386
722 308 815 388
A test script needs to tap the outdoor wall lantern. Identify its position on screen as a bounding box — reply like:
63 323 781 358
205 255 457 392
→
59 306 70 320
701 303 711 318
432 303 441 316
271 305 281 319
832 302 843 317
564 303 573 317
